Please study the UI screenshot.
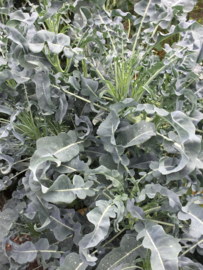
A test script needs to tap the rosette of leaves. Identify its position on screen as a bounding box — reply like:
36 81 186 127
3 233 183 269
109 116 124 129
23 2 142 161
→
1 0 203 270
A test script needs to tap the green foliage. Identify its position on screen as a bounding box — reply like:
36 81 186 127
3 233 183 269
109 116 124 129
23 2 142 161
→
0 0 203 270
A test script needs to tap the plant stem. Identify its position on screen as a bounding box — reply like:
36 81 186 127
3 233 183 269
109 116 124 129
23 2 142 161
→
1 157 31 171
25 0 47 30
131 0 152 55
144 206 161 215
128 19 131 38
103 191 113 200
91 228 126 255
156 132 173 142
24 84 34 124
136 57 179 101
146 219 183 228
179 239 203 257
51 84 109 112
54 55 64 73
5 168 29 182
197 129 203 134
124 165 137 185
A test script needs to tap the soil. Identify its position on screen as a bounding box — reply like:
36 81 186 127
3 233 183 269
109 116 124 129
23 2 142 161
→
25 260 44 270
189 0 203 24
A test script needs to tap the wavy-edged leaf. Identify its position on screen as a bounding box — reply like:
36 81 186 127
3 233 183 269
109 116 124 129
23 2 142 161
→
127 198 145 220
32 71 56 114
97 110 128 164
178 204 203 238
79 200 116 265
0 154 14 174
136 184 182 212
0 105 13 116
35 131 81 162
41 174 95 204
75 114 93 139
8 238 59 264
116 120 156 147
135 105 201 180
29 30 55 53
155 21 203 54
3 26 29 53
48 33 70 54
86 165 123 188
54 155 88 174
8 10 38 26
178 257 203 270
113 199 125 231
23 52 51 70
97 110 120 153
137 222 181 270
38 1 64 22
25 197 79 242
134 0 167 24
51 84 68 123
30 131 82 182
0 200 26 264
129 153 157 169
96 234 145 270
81 76 99 102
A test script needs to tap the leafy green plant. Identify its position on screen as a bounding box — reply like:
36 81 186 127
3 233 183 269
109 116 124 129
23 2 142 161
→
1 0 203 270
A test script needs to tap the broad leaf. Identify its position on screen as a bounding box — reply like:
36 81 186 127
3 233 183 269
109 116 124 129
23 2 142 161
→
96 234 145 270
136 184 182 212
59 253 88 270
116 120 156 147
39 1 64 22
137 222 181 270
8 10 38 26
41 174 95 204
8 238 59 264
127 198 145 220
32 71 56 114
54 155 88 173
178 204 203 238
25 198 79 242
86 165 123 188
30 131 82 182
179 257 203 270
79 200 116 265
97 110 120 153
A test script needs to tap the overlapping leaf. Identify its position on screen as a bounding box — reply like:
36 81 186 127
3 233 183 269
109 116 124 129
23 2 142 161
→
178 204 203 238
41 174 95 204
116 120 156 147
29 30 70 54
86 165 123 188
32 71 56 114
136 184 182 212
79 200 117 265
30 131 82 183
96 234 145 270
24 197 80 242
137 222 181 270
7 238 59 264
